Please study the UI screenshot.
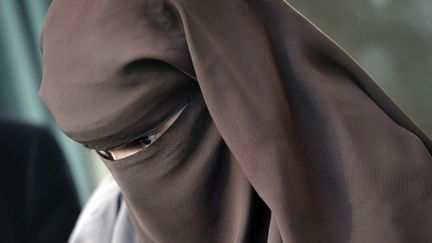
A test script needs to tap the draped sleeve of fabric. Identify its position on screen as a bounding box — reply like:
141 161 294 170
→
171 0 432 241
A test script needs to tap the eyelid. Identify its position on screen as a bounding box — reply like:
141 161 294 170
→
97 104 187 161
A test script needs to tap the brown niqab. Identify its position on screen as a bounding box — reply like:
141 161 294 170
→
39 0 432 242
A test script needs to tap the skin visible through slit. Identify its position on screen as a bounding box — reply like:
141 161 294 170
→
99 105 187 160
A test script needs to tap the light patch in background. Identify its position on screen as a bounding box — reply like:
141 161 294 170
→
369 0 389 8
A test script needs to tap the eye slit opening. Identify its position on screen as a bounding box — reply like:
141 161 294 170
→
96 134 153 161
96 103 188 161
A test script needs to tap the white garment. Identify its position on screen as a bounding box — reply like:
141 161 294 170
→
68 175 138 243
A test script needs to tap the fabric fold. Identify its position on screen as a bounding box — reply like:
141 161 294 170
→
39 0 432 242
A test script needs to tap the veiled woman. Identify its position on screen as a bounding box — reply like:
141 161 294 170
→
39 0 432 242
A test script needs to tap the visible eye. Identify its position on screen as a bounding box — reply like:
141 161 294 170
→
96 134 156 160
96 104 187 160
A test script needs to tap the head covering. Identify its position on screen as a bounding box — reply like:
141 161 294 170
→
39 0 432 242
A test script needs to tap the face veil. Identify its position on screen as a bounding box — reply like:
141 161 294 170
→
39 0 432 242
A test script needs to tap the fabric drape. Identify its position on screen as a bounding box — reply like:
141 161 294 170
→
39 0 432 242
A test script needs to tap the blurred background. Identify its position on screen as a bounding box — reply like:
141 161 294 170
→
1 0 431 212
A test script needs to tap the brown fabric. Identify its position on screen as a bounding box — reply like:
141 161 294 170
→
39 0 432 242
